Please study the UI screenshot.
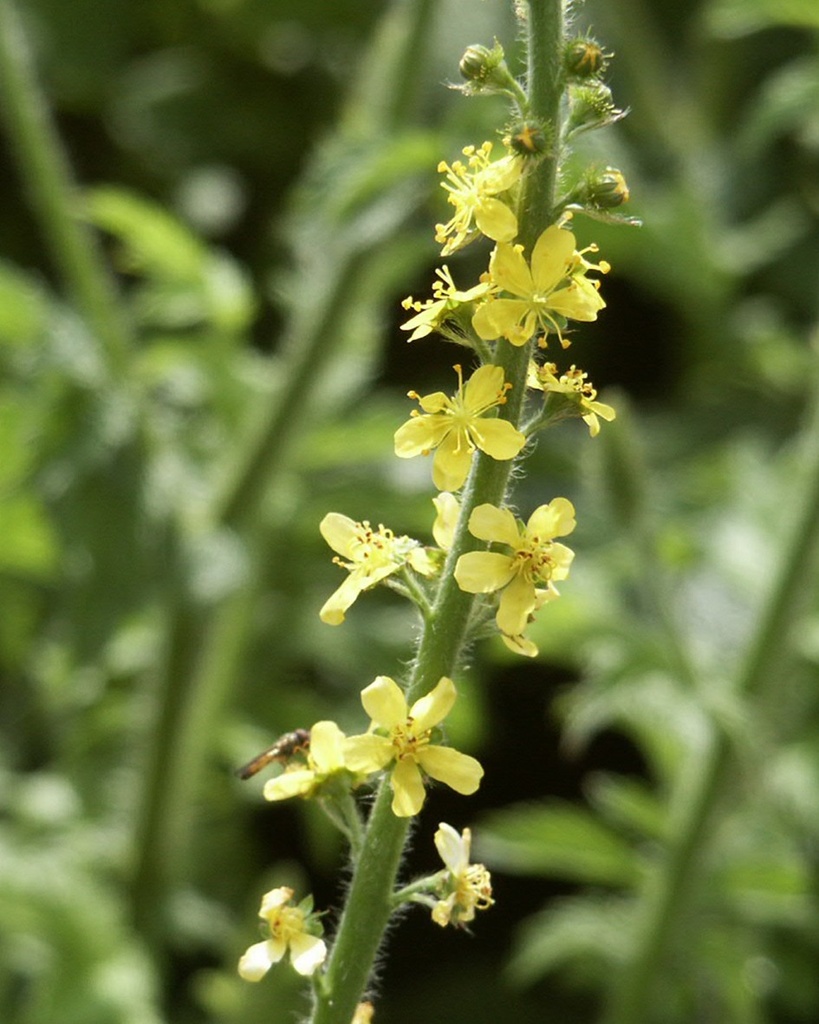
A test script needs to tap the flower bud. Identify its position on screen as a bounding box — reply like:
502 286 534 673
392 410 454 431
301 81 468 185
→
584 168 630 209
457 40 516 94
564 37 610 79
567 81 624 134
506 120 549 158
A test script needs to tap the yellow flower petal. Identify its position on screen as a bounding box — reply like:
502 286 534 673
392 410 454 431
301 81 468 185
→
489 242 533 296
263 769 317 802
434 822 470 875
238 939 282 982
496 573 538 636
468 503 520 546
431 430 473 491
530 225 575 291
360 675 407 730
454 551 516 593
548 280 605 321
289 933 327 977
474 197 518 242
409 676 456 733
319 513 359 557
343 733 394 773
526 498 576 539
432 492 460 551
462 363 507 407
418 745 483 794
319 574 370 625
467 417 526 461
501 632 539 657
391 758 426 817
309 720 346 774
394 414 449 457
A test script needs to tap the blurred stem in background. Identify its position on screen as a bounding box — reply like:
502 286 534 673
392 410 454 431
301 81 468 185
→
0 0 131 371
0 0 437 965
128 0 438 953
600 380 819 1024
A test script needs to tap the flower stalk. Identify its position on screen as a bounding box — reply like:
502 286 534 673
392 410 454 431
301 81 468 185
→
307 3 569 1022
236 1 631 1020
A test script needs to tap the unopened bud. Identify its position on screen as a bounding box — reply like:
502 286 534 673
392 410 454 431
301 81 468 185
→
457 40 516 94
506 120 549 157
567 81 623 133
564 37 610 79
585 168 630 208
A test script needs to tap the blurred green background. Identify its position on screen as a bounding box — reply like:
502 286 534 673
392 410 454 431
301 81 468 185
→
2 0 819 1022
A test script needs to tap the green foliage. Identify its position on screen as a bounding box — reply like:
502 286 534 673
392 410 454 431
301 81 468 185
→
2 0 819 1023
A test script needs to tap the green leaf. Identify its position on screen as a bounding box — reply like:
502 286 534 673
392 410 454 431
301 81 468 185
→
85 187 254 334
476 801 643 887
706 0 819 35
0 262 49 347
585 772 667 841
507 895 635 985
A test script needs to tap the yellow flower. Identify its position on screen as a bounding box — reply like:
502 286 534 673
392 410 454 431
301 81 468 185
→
400 265 493 342
435 141 522 255
454 499 576 641
394 364 526 491
263 721 348 802
472 223 608 348
319 514 436 624
238 887 326 980
527 360 616 436
431 822 494 928
344 676 484 817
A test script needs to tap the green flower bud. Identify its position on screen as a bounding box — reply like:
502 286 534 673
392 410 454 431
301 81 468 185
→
584 168 630 209
457 40 517 95
564 37 610 79
459 43 503 83
567 81 624 134
506 120 550 158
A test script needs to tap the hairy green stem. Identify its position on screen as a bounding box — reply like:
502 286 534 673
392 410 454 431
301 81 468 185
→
310 3 566 1021
602 387 819 1024
0 0 130 369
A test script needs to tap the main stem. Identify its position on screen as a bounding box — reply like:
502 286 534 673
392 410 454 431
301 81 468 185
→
309 4 565 1022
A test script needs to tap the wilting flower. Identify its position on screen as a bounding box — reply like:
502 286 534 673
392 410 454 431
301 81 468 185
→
528 360 616 436
319 514 436 624
435 141 523 255
432 822 494 927
344 676 484 817
472 223 608 347
394 364 526 491
454 499 576 646
238 887 326 980
263 721 349 802
400 265 493 342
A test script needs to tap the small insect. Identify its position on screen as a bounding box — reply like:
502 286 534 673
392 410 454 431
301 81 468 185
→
236 728 311 780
